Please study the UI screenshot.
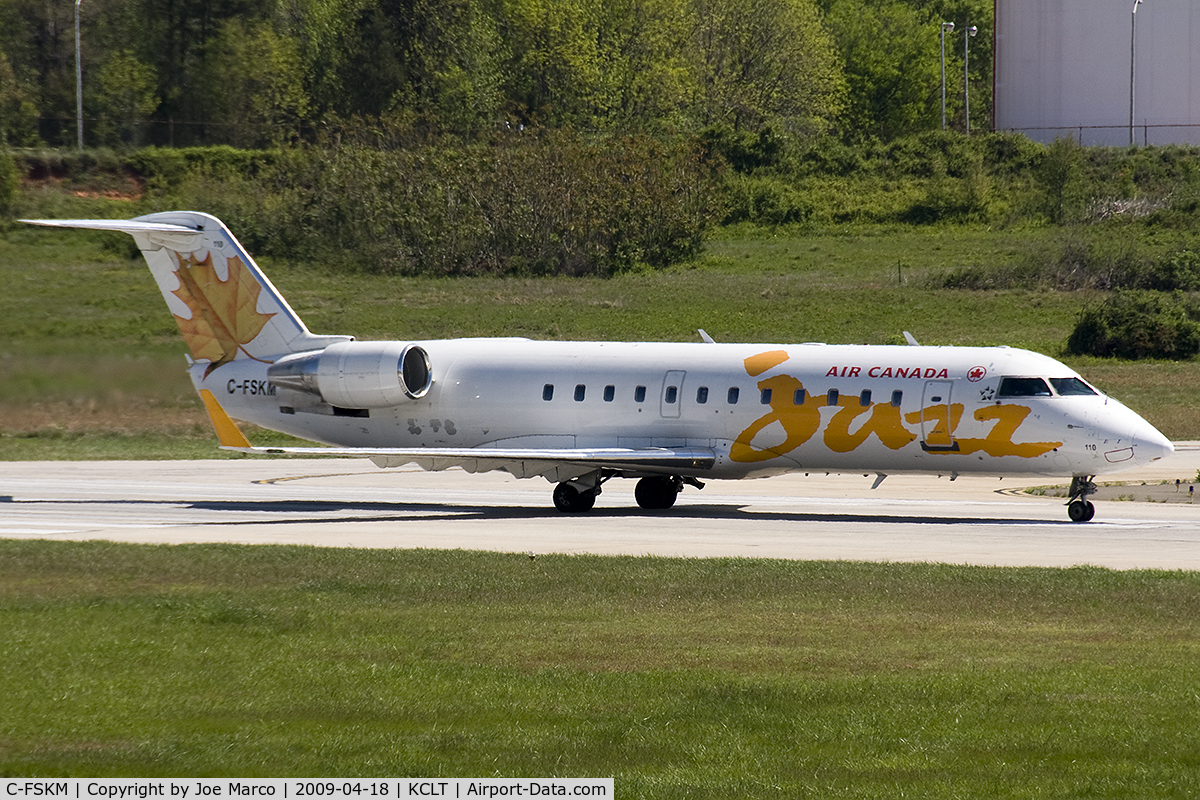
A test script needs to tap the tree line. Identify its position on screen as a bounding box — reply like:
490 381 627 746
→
0 0 992 148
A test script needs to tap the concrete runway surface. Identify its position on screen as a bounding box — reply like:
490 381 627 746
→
2 446 1199 569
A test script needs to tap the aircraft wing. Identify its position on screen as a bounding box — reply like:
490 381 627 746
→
200 390 715 481
228 443 716 480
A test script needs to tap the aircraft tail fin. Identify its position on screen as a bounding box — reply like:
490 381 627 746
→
23 212 350 372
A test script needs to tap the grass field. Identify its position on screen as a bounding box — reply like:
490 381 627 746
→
2 542 1198 795
5 217 1199 458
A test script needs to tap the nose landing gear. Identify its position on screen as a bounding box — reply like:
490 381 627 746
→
1066 476 1097 522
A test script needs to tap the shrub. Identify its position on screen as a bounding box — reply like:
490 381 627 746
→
1066 290 1200 360
1037 136 1084 224
721 173 812 226
160 130 718 276
1143 250 1200 291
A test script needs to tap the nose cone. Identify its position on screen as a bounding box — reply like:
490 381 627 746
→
1133 422 1174 466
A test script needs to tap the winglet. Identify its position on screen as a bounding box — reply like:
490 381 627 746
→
199 389 253 449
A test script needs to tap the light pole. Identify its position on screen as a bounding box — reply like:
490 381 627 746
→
1129 0 1144 146
74 0 82 149
940 21 954 130
963 25 977 134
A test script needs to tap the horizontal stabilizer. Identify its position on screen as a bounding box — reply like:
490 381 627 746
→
24 212 352 363
22 218 201 234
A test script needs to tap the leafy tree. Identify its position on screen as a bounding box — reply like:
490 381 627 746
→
825 0 939 140
589 0 693 130
496 0 606 126
94 50 159 146
687 0 845 134
200 20 309 147
0 48 38 146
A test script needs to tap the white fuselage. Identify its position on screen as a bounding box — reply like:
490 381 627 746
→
200 339 1171 482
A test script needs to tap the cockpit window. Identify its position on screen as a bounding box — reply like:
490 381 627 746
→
997 377 1052 397
1049 377 1098 396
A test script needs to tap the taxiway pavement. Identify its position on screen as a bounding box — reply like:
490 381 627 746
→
2 447 1199 569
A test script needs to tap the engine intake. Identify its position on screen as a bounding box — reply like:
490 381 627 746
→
268 342 432 408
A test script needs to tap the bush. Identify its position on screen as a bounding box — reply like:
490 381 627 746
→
159 129 718 276
700 125 785 173
1143 250 1200 291
721 173 812 226
1066 290 1200 360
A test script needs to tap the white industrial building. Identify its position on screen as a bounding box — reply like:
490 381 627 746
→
994 0 1200 145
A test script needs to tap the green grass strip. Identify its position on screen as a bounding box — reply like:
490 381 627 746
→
2 541 1198 797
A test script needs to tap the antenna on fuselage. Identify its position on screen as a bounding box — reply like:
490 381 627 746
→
698 329 716 344
903 331 920 346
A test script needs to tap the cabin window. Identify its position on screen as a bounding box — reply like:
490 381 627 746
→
574 384 586 402
997 377 1052 397
634 386 647 403
890 390 903 408
727 387 740 404
1049 377 1098 396
860 389 871 407
603 385 615 402
827 388 839 405
760 388 772 405
794 388 806 405
696 386 709 404
665 386 678 404
543 384 554 401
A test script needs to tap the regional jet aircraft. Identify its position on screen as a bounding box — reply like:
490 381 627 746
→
25 212 1174 521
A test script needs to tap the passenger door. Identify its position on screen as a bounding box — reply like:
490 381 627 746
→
920 380 959 452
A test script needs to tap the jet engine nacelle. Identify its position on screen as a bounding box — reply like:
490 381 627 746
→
268 341 432 409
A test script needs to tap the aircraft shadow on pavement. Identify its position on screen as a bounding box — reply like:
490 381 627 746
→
6 497 1066 527
178 498 1057 527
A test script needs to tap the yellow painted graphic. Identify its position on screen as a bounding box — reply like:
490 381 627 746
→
744 350 789 377
730 349 1062 463
729 374 822 463
904 403 964 449
169 250 274 373
955 404 1061 458
199 389 253 448
825 397 916 453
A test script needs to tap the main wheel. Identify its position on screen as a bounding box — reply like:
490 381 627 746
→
1067 499 1095 522
634 476 679 510
553 482 596 513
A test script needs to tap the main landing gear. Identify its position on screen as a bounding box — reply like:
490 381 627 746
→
553 480 598 513
552 474 703 513
1067 475 1097 522
634 475 682 510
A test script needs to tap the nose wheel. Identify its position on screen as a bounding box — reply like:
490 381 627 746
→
1067 499 1095 522
1066 476 1097 522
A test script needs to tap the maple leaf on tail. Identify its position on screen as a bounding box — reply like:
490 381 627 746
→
168 250 275 376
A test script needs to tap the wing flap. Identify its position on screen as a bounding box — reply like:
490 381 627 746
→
222 443 716 473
